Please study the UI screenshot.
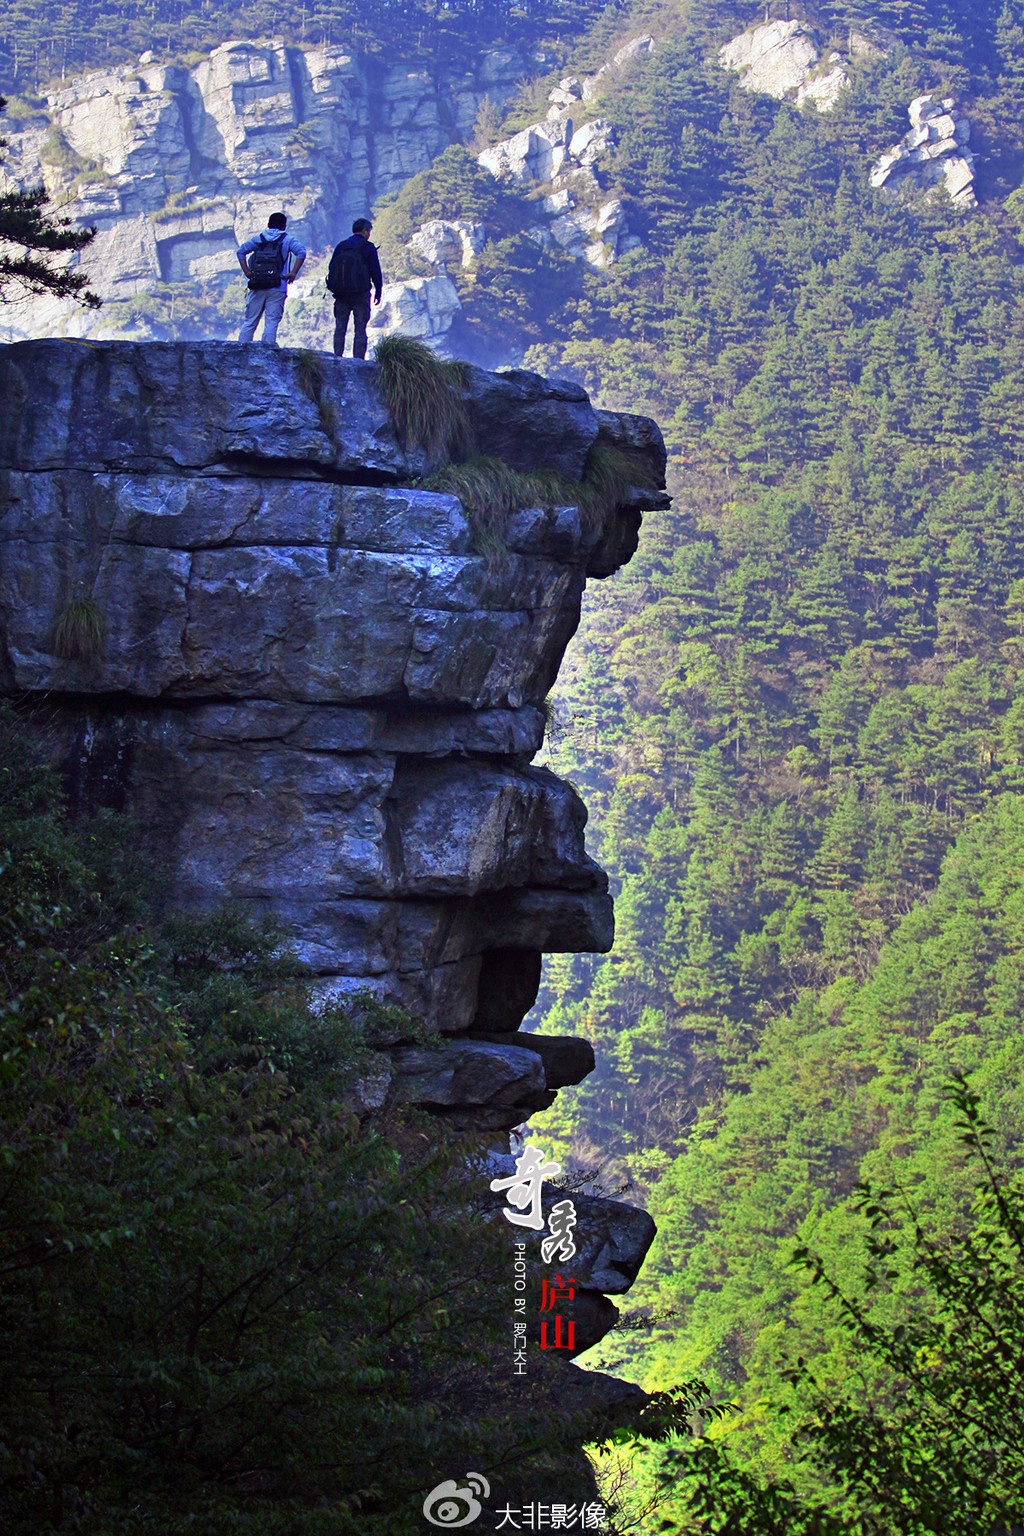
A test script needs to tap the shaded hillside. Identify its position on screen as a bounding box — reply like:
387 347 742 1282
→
0 0 603 94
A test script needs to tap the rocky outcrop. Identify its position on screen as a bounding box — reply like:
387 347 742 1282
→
718 20 852 111
369 35 654 350
870 94 977 210
368 221 485 345
0 339 668 1139
0 39 541 343
468 37 649 266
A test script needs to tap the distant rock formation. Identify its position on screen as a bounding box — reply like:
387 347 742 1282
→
870 94 977 210
472 35 652 262
370 36 654 350
0 39 539 342
718 19 852 111
369 220 485 347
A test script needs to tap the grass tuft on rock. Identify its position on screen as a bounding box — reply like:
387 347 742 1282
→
578 442 657 531
295 348 338 440
422 444 655 568
52 596 104 663
373 333 469 457
420 456 550 569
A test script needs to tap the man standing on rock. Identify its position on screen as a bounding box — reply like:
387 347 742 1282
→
326 218 384 359
236 212 306 347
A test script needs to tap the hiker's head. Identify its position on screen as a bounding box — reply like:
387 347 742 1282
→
352 218 373 239
268 212 287 230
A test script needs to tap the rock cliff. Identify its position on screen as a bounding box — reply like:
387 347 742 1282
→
0 31 657 356
0 39 538 342
0 338 667 1369
0 339 667 1152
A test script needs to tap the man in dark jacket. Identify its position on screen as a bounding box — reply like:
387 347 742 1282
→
328 218 384 359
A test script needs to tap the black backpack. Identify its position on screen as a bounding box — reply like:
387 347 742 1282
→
248 235 286 291
326 240 370 298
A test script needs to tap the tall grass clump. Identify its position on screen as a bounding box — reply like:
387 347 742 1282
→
295 347 338 440
578 441 657 532
373 333 469 457
422 445 655 567
52 596 104 662
421 456 562 569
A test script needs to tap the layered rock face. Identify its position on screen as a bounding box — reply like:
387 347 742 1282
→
0 40 536 341
0 340 668 1148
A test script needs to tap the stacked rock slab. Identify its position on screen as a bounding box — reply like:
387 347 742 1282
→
869 94 976 209
0 340 668 1148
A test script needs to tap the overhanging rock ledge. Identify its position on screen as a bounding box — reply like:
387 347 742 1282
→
0 340 668 1143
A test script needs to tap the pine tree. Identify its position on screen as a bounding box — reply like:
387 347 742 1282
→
0 100 99 309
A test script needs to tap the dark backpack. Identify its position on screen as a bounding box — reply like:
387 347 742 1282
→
326 240 370 298
248 234 286 291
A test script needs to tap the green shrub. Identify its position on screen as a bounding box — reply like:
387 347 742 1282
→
659 1082 1024 1534
371 144 530 277
420 455 533 567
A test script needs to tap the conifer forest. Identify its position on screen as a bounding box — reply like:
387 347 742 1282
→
4 0 1024 1525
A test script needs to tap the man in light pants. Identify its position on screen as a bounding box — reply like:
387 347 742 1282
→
236 212 306 346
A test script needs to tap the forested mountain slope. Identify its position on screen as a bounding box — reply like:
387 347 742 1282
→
0 0 599 93
371 0 1024 1504
8 0 1024 1512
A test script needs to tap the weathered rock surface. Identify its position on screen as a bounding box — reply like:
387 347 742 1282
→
0 40 540 344
870 94 977 210
469 1031 596 1089
0 339 666 1069
388 1040 554 1128
371 34 656 348
372 274 463 344
718 19 852 111
0 340 607 482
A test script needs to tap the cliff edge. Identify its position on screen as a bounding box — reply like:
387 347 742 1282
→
0 340 667 1155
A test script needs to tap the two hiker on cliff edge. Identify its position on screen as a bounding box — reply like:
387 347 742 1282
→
236 212 383 355
326 218 384 360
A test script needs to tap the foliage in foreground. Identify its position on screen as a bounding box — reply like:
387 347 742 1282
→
654 1081 1024 1534
0 99 98 309
0 706 658 1534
